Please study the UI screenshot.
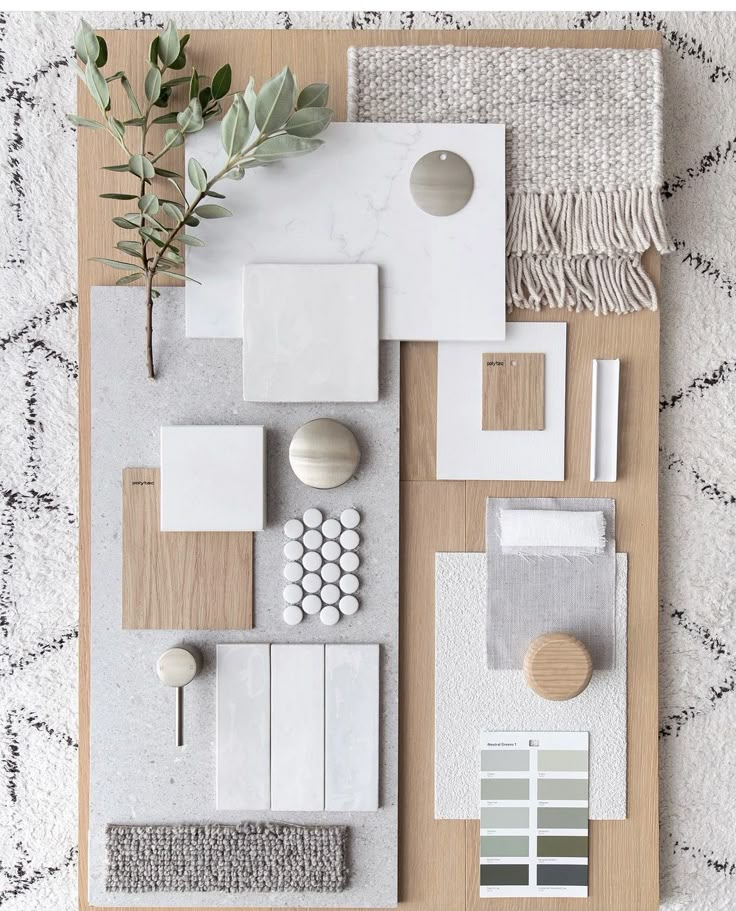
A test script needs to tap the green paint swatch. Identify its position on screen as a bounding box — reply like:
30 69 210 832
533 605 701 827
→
538 807 588 829
481 749 529 772
481 778 529 800
538 864 588 886
480 864 529 887
480 806 529 829
538 750 588 772
480 835 529 857
538 778 589 801
537 835 588 858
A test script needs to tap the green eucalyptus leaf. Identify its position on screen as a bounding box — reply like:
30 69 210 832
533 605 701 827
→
74 19 99 65
119 213 143 226
285 106 332 138
158 21 181 68
105 70 125 84
140 227 165 246
253 134 323 162
154 86 172 109
220 95 249 157
108 117 125 141
142 212 166 231
176 234 205 247
161 76 190 88
103 163 130 172
255 66 295 134
162 202 184 222
92 257 138 271
226 166 246 180
155 166 183 179
85 60 110 111
189 69 200 101
187 158 207 192
164 128 185 149
145 67 162 104
169 33 190 70
195 204 232 219
100 192 137 200
198 86 213 111
297 82 328 110
184 214 200 227
166 177 187 201
116 272 143 285
243 75 257 135
176 98 203 133
138 193 159 215
163 249 184 264
205 189 226 199
151 112 179 125
211 64 232 100
66 113 105 130
149 36 160 65
128 154 155 180
112 216 139 229
116 240 143 257
123 117 146 127
120 75 142 118
96 35 108 68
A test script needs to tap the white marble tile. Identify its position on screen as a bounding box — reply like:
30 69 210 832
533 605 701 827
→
160 425 265 531
270 644 325 811
243 264 379 402
325 644 380 812
437 324 567 481
185 122 506 341
215 644 270 811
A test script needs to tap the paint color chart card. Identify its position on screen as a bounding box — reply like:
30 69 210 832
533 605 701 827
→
479 731 589 898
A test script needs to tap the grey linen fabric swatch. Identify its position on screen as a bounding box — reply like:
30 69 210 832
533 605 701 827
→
106 823 348 893
486 498 616 669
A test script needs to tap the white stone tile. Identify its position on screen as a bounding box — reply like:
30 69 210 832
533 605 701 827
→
590 358 620 482
185 122 506 342
159 425 265 531
243 264 379 402
437 323 567 481
325 644 380 812
270 644 325 811
216 644 271 811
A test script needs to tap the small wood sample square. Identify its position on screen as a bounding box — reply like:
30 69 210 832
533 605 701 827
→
122 468 253 630
481 352 545 431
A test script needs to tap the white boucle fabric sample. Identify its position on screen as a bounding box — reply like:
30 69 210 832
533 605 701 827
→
435 552 627 820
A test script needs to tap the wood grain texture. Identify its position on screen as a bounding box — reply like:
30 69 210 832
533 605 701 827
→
79 27 660 911
523 633 593 701
481 352 545 431
122 469 253 630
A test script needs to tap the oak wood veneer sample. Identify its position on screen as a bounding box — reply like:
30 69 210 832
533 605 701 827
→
482 352 545 430
122 468 253 630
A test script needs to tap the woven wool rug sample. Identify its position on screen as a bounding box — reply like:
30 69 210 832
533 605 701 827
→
0 11 734 911
348 44 673 315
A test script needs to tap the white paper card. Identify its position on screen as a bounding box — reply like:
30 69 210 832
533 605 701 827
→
185 122 506 341
325 644 380 811
216 644 270 810
243 264 379 402
480 731 589 898
160 425 265 531
270 644 324 811
590 358 620 482
437 324 567 481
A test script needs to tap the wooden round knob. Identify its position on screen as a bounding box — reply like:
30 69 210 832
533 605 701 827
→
523 633 592 701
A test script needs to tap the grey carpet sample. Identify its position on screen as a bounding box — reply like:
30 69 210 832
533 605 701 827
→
105 823 349 894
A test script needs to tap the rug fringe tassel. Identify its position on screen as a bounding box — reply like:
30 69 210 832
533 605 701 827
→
506 254 658 315
506 188 673 257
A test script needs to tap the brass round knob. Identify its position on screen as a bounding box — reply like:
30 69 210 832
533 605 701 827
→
523 633 592 701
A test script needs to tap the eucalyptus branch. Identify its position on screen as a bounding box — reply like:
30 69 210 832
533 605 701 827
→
68 18 332 379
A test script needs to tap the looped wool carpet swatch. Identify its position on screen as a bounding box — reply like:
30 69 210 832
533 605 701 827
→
105 823 348 893
347 45 673 315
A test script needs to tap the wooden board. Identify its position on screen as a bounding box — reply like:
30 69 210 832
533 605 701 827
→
122 468 253 630
481 352 545 431
79 27 660 911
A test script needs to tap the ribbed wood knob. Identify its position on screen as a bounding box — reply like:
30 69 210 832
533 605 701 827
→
523 633 593 701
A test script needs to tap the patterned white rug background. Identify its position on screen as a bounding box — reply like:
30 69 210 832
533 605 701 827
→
0 11 734 911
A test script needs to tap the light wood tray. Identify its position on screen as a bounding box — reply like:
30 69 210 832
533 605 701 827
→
79 27 659 911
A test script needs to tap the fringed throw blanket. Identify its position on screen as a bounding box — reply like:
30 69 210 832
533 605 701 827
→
106 823 348 893
347 45 673 314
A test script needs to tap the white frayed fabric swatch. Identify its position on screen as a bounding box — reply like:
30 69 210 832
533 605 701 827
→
499 508 606 553
435 552 627 821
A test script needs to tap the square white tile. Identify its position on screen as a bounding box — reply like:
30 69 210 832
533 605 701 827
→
437 323 567 481
185 122 506 341
270 644 325 811
159 425 265 531
243 264 379 402
325 644 380 812
216 644 270 811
